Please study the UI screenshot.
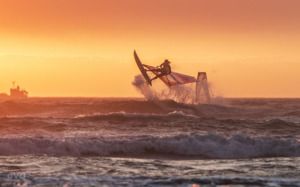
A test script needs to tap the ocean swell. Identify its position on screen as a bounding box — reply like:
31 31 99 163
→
0 134 299 159
73 111 199 122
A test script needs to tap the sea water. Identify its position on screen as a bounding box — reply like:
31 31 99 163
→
0 98 299 186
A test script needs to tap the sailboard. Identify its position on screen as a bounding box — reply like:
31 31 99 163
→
134 51 152 85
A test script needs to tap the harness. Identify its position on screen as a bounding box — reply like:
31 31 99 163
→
161 64 171 75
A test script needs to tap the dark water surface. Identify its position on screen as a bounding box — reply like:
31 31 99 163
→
0 98 299 186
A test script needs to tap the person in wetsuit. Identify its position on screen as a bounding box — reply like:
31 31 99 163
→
150 59 172 81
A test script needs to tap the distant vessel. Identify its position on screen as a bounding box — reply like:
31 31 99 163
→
0 82 28 99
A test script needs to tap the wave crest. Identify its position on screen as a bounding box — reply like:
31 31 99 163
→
0 134 299 159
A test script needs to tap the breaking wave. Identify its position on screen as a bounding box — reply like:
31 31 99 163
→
0 134 299 159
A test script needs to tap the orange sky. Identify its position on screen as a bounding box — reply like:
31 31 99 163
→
0 0 299 97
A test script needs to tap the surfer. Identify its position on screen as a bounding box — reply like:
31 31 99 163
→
149 59 172 81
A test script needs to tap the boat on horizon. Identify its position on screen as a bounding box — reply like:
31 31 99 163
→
0 82 28 100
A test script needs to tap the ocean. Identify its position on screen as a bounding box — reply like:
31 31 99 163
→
0 98 299 186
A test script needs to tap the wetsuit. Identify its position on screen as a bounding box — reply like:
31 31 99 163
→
150 61 172 81
160 62 172 75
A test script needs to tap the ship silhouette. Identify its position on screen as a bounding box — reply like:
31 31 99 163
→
0 82 28 99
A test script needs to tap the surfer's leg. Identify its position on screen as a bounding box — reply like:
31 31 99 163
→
146 69 160 72
150 73 164 81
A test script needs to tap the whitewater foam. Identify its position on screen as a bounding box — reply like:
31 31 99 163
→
132 74 203 104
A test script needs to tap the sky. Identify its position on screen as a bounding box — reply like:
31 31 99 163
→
0 0 299 97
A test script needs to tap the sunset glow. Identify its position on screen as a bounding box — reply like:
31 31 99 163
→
0 0 299 97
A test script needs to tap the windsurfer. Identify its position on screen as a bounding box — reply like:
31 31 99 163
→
149 59 172 81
